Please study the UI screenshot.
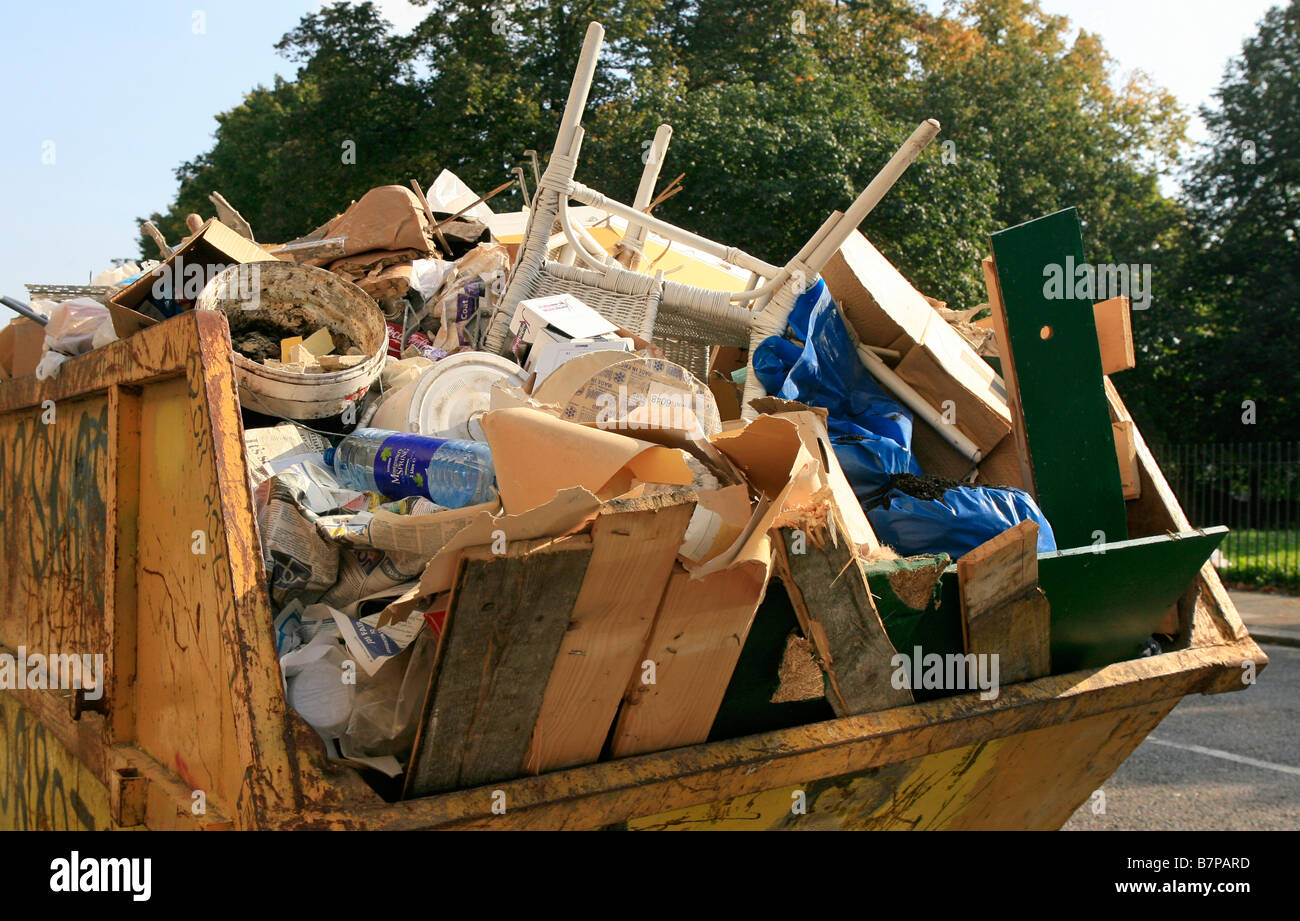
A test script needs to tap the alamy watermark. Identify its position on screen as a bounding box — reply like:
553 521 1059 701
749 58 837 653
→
50 851 150 901
0 646 103 700
890 647 1000 701
150 258 260 307
1042 255 1152 311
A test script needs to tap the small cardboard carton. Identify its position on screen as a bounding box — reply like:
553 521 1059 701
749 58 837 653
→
108 218 277 339
509 293 619 345
528 336 636 386
0 317 47 379
823 230 1012 456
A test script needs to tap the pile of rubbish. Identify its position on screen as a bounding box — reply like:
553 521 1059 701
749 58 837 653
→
2 23 1213 801
0 157 1115 792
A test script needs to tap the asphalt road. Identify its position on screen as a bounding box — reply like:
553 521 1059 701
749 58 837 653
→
1063 643 1300 830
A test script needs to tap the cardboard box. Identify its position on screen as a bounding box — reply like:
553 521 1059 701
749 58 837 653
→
0 317 47 379
529 336 635 386
109 218 277 339
823 231 1012 456
509 293 619 345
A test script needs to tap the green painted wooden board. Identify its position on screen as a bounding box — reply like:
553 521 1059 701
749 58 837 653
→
989 208 1128 549
875 527 1227 679
862 555 963 702
1033 527 1226 671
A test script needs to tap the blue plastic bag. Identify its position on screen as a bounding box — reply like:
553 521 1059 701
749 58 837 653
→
866 478 1057 559
752 280 920 494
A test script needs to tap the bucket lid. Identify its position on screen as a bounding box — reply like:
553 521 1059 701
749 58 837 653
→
407 351 528 440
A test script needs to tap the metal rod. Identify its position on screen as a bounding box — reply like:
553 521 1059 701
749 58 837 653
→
431 178 516 229
1 296 49 325
410 179 452 256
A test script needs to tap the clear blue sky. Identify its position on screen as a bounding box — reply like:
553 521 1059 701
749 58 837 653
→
0 0 1283 318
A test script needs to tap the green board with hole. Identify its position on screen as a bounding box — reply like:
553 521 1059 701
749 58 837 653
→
989 208 1128 549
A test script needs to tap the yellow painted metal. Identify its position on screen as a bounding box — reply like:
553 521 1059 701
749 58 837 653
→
0 693 114 831
0 311 1270 830
627 699 1176 830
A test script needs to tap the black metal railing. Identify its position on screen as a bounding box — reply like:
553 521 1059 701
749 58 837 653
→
1156 442 1299 590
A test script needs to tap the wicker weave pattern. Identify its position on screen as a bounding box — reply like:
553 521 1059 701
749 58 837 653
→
481 102 761 381
531 262 660 339
25 284 112 304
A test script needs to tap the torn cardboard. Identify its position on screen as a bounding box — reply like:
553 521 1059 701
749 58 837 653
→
480 407 693 515
110 218 276 339
376 485 603 626
823 230 1011 456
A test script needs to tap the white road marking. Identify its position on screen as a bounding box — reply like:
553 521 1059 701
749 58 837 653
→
1147 737 1300 777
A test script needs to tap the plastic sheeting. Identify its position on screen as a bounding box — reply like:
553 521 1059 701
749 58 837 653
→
866 480 1057 559
754 278 1057 556
753 279 921 495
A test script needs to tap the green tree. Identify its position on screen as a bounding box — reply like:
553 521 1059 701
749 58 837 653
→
142 0 1191 345
1132 1 1300 442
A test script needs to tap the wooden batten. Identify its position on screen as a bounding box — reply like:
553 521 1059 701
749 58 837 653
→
403 536 595 799
1093 296 1135 375
774 504 913 716
957 521 1051 685
524 496 696 774
608 559 772 758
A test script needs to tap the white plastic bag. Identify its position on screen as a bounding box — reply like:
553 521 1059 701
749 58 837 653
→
35 298 118 379
281 628 355 739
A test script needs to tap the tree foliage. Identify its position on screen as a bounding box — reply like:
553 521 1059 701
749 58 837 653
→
139 0 1299 443
1123 1 1299 441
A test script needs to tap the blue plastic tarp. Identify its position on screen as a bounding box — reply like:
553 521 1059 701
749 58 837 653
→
753 280 920 494
752 278 1056 558
866 481 1058 559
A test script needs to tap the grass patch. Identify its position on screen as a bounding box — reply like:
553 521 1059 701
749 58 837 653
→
1217 529 1299 593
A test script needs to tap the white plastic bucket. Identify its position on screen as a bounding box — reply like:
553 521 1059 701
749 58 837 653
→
196 262 387 420
368 351 527 440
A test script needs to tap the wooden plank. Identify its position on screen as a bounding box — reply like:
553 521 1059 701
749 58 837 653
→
608 560 770 758
957 521 1039 619
404 536 594 798
981 256 1035 494
1103 377 1187 535
957 521 1051 685
1113 420 1140 501
1093 296 1135 375
988 210 1129 548
774 504 913 716
523 496 695 774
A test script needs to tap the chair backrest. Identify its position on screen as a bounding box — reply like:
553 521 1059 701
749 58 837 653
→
482 20 940 416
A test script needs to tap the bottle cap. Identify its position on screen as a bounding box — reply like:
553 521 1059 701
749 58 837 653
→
322 446 336 467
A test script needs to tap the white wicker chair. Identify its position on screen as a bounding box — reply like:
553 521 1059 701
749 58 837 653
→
484 22 938 409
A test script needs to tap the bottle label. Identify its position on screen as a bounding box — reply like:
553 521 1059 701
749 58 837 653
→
372 434 447 500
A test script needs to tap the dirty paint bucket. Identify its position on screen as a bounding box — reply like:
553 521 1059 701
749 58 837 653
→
196 262 387 420
369 351 527 440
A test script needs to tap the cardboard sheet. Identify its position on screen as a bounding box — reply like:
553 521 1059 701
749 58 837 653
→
314 185 433 260
481 407 692 515
109 218 276 338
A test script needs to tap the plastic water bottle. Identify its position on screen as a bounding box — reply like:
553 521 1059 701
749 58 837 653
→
323 428 496 508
